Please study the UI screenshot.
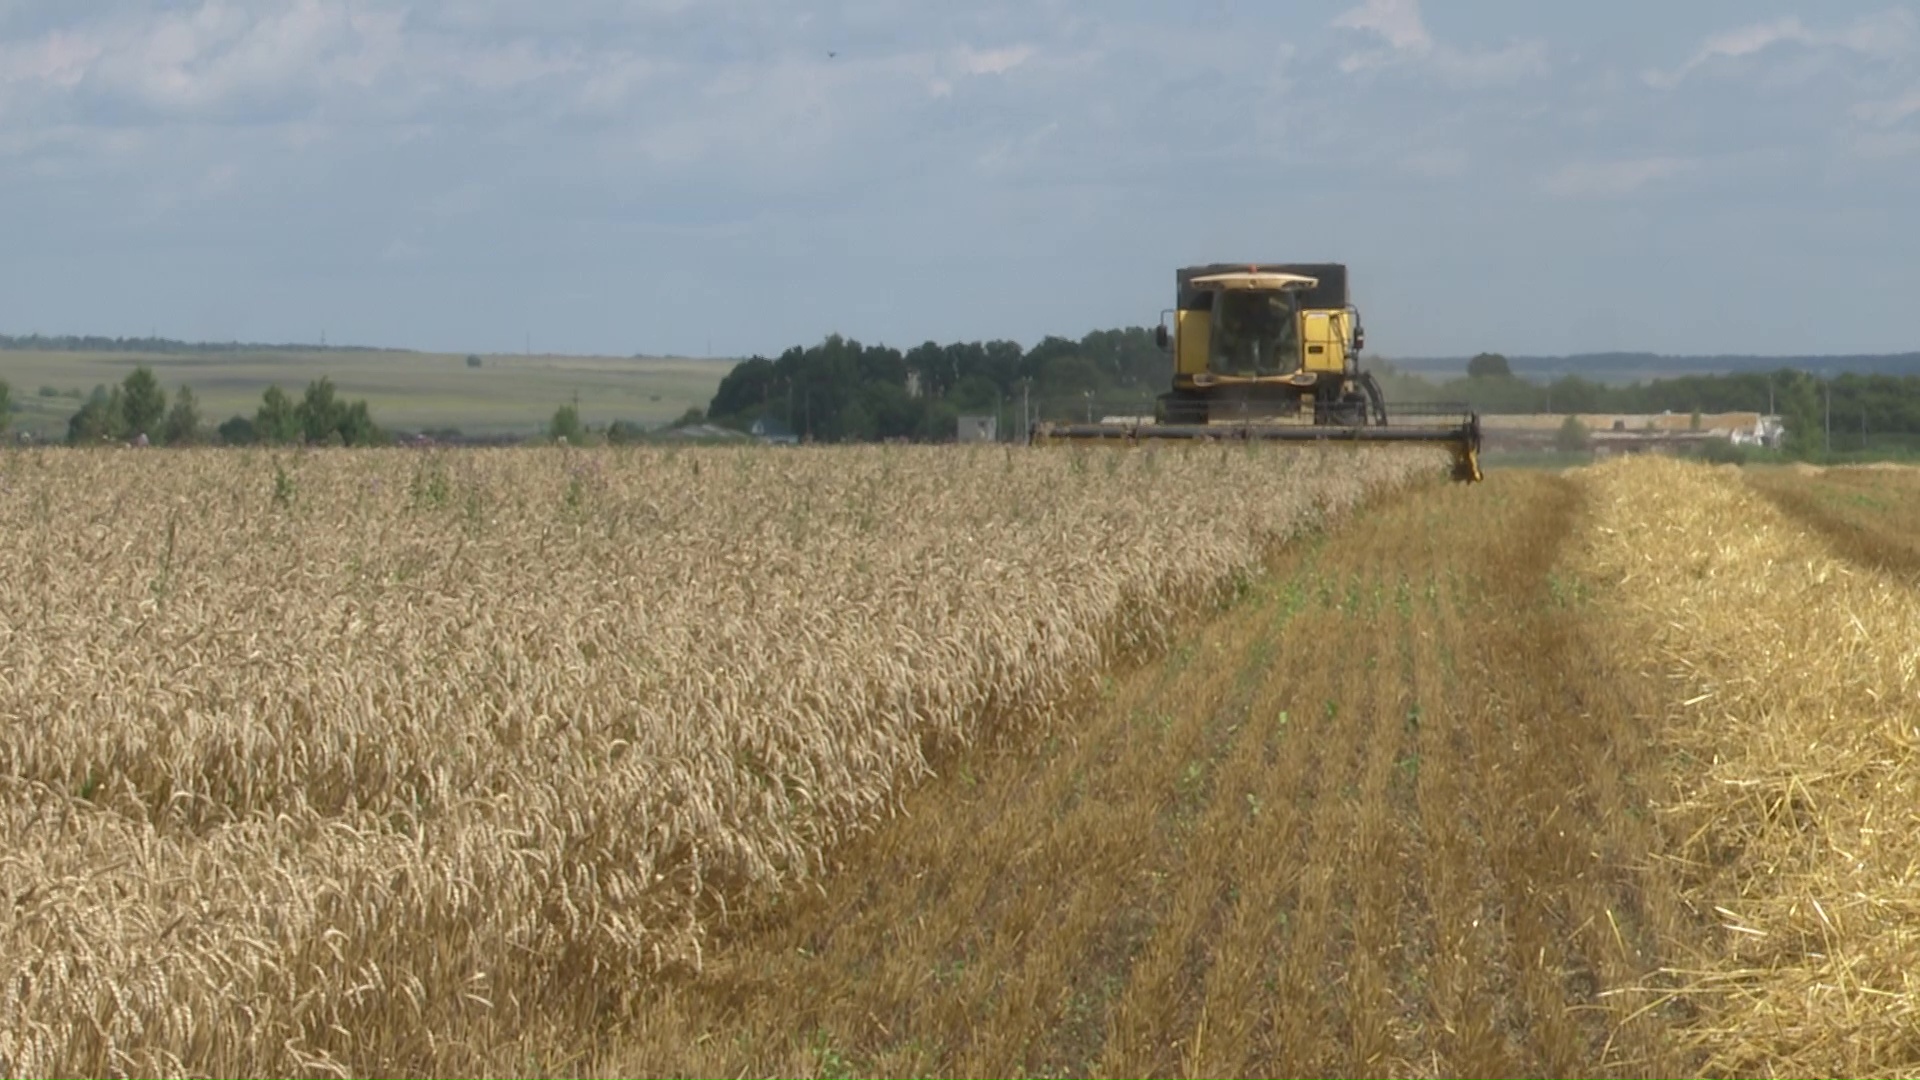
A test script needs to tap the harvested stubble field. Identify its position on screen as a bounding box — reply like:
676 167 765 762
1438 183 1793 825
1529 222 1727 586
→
1741 462 1920 581
7 445 1919 1079
1582 458 1920 1077
599 457 1920 1078
0 441 1444 1077
610 466 1695 1077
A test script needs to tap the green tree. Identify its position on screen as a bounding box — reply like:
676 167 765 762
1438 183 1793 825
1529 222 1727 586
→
162 386 203 445
120 366 167 438
466 354 483 368
217 415 257 445
256 385 301 444
1554 414 1591 453
949 374 1002 412
1545 374 1605 414
1778 371 1824 459
838 398 875 441
67 385 128 444
339 400 380 446
1466 352 1513 379
549 402 585 443
297 378 345 444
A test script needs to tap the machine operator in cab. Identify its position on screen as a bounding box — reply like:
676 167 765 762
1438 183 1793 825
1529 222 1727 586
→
1211 289 1298 376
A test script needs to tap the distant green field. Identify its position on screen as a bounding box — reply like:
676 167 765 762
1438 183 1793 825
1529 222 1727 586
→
0 349 736 439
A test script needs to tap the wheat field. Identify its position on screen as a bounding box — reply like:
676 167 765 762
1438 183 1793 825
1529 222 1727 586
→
0 442 1448 1077
1577 458 1920 1077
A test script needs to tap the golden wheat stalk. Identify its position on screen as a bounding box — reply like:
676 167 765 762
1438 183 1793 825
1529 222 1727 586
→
0 442 1446 1076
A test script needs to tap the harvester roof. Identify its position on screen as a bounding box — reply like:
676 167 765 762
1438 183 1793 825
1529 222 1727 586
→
1177 262 1349 311
1188 271 1319 292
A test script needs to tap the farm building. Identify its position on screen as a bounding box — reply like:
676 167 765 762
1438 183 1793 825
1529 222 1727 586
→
957 415 998 442
750 416 798 444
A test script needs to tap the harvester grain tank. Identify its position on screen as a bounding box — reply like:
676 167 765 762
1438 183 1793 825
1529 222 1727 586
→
1031 263 1483 482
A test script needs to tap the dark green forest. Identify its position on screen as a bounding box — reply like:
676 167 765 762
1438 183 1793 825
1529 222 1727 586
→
702 329 1169 441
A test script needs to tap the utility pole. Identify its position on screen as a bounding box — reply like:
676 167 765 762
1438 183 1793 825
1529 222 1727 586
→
1023 379 1030 439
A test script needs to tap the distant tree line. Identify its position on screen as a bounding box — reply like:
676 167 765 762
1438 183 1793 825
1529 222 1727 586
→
704 328 1167 441
1382 352 1920 457
1384 352 1920 450
55 365 385 447
0 333 392 355
697 336 1920 459
7 336 1917 461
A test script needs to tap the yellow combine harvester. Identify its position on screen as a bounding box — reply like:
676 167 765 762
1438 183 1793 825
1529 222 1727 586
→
1031 262 1482 482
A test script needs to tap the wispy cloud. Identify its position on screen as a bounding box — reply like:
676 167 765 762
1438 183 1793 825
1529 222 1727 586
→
1334 0 1431 53
1852 84 1920 127
1842 81 1920 159
1332 0 1548 85
1543 156 1697 199
1645 9 1918 89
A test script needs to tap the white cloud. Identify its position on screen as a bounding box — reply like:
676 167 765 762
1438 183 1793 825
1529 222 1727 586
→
1331 0 1547 85
1852 84 1920 127
0 27 100 88
1646 10 1918 89
974 120 1058 177
0 1 418 126
953 44 1032 77
1543 156 1696 198
1333 0 1429 53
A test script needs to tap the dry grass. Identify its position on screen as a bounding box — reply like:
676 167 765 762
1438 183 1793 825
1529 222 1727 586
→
1574 455 1920 1077
0 441 1446 1077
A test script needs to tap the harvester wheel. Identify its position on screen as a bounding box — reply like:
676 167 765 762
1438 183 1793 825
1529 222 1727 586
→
1359 372 1389 426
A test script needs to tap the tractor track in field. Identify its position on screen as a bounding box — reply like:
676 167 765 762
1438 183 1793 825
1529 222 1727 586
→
599 472 1697 1078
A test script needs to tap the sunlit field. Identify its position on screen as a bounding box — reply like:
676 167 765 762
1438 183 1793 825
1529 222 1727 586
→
7 445 1916 1078
0 442 1444 1076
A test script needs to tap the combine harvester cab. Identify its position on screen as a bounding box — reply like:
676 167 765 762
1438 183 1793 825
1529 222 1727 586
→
1030 263 1483 483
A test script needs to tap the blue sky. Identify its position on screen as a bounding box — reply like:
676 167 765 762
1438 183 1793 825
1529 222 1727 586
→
1 1 1916 360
